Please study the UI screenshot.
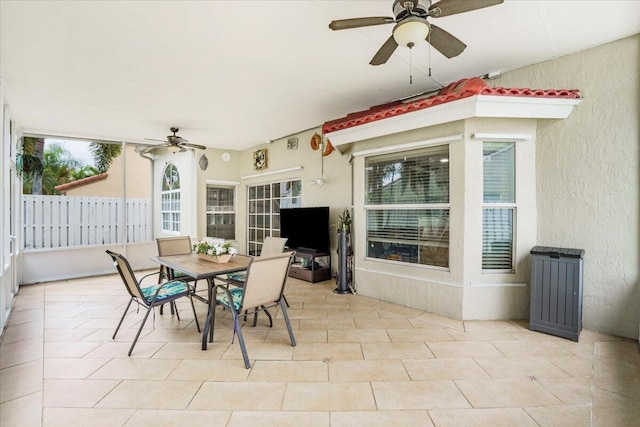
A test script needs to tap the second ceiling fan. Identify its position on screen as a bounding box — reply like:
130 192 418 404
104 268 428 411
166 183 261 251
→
329 0 503 65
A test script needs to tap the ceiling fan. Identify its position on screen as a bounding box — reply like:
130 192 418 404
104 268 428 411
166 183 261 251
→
145 127 206 152
329 0 504 65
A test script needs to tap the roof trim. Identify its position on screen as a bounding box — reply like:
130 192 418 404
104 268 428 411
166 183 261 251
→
54 173 108 193
322 77 581 146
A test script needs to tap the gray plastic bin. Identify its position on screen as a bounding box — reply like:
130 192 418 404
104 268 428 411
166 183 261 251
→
529 246 584 341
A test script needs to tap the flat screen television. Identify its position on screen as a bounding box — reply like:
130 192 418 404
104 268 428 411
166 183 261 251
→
279 206 330 253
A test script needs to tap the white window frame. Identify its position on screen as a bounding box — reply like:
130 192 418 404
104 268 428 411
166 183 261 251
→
481 141 516 273
161 163 180 234
206 181 237 240
363 144 450 269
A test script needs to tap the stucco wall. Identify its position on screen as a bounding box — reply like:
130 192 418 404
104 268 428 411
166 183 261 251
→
64 145 152 199
495 35 639 339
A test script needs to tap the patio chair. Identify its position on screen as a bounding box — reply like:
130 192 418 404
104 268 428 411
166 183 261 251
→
106 249 201 356
212 251 296 369
219 236 290 321
156 236 204 310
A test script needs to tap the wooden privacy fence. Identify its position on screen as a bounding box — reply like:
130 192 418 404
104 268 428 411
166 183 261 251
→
23 195 152 250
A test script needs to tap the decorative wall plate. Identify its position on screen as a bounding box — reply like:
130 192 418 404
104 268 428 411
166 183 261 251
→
253 149 267 171
221 152 231 162
199 154 208 170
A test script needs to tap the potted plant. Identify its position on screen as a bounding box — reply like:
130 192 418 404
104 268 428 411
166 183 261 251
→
193 240 237 263
338 208 352 234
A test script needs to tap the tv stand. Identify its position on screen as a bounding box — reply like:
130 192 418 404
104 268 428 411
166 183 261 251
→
289 251 331 283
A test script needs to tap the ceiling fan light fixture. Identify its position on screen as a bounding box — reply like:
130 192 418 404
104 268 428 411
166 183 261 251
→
392 17 429 48
167 145 182 153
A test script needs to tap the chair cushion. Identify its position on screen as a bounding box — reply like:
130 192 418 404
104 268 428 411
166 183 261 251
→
216 287 244 311
225 271 246 283
142 280 190 304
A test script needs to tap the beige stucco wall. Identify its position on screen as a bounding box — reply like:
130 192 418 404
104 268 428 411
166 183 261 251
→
64 145 152 199
495 35 639 339
157 127 353 271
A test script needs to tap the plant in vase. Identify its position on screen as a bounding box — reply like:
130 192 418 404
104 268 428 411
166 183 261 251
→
193 240 237 263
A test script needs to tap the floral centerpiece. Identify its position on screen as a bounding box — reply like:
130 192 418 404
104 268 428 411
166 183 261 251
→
193 240 237 263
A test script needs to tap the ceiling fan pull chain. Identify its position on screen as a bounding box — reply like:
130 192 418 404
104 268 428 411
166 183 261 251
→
409 47 413 84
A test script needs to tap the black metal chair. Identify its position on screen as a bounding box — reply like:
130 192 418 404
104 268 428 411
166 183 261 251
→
106 249 200 356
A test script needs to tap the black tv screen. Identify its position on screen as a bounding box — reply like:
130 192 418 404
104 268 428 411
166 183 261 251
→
279 207 330 253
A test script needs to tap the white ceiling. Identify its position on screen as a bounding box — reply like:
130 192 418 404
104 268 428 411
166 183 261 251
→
1 0 639 151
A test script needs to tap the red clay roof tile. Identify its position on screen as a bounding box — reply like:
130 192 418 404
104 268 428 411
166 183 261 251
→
322 77 580 134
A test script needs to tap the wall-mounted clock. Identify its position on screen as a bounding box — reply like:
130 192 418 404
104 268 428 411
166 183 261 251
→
253 149 267 171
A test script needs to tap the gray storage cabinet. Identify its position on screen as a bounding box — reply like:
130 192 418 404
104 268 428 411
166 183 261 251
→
529 246 584 341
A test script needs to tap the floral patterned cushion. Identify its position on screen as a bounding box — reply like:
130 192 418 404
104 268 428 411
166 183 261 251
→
225 271 246 283
217 287 244 311
141 280 190 303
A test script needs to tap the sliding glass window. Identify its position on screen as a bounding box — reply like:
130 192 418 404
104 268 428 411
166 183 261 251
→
365 145 450 268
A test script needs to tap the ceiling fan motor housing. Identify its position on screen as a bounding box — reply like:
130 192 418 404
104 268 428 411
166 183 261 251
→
393 0 429 20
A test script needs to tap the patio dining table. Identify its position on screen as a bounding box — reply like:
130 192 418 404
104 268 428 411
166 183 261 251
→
151 253 252 350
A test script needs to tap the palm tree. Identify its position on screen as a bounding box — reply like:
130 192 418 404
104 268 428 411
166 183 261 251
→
40 143 82 194
16 137 45 194
90 142 121 173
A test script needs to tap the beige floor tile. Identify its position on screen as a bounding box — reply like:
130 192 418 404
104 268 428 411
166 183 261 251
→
1 274 631 426
331 410 433 426
355 318 414 330
43 408 135 427
524 405 591 426
403 358 490 381
249 360 328 382
268 329 327 343
426 341 503 358
456 378 563 408
329 360 409 382
474 356 571 379
44 328 98 342
372 381 470 410
0 360 43 403
283 382 376 411
97 379 201 409
464 320 523 332
83 341 166 358
88 358 181 380
221 341 295 365
43 378 120 408
327 329 390 343
593 355 640 399
299 318 355 330
292 343 363 361
545 354 594 377
151 341 229 359
44 341 102 358
6 308 44 325
362 342 435 360
386 328 454 342
44 317 92 329
445 329 524 342
428 408 539 427
0 391 42 427
43 357 110 379
0 337 43 369
125 409 231 426
412 313 465 330
594 339 640 365
592 387 640 426
538 377 592 405
228 411 329 427
167 359 251 381
490 339 572 356
189 382 286 410
1 320 44 344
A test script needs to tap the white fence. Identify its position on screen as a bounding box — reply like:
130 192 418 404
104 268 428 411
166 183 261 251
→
23 195 152 250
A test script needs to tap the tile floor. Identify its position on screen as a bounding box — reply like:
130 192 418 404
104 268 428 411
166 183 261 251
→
0 272 639 426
